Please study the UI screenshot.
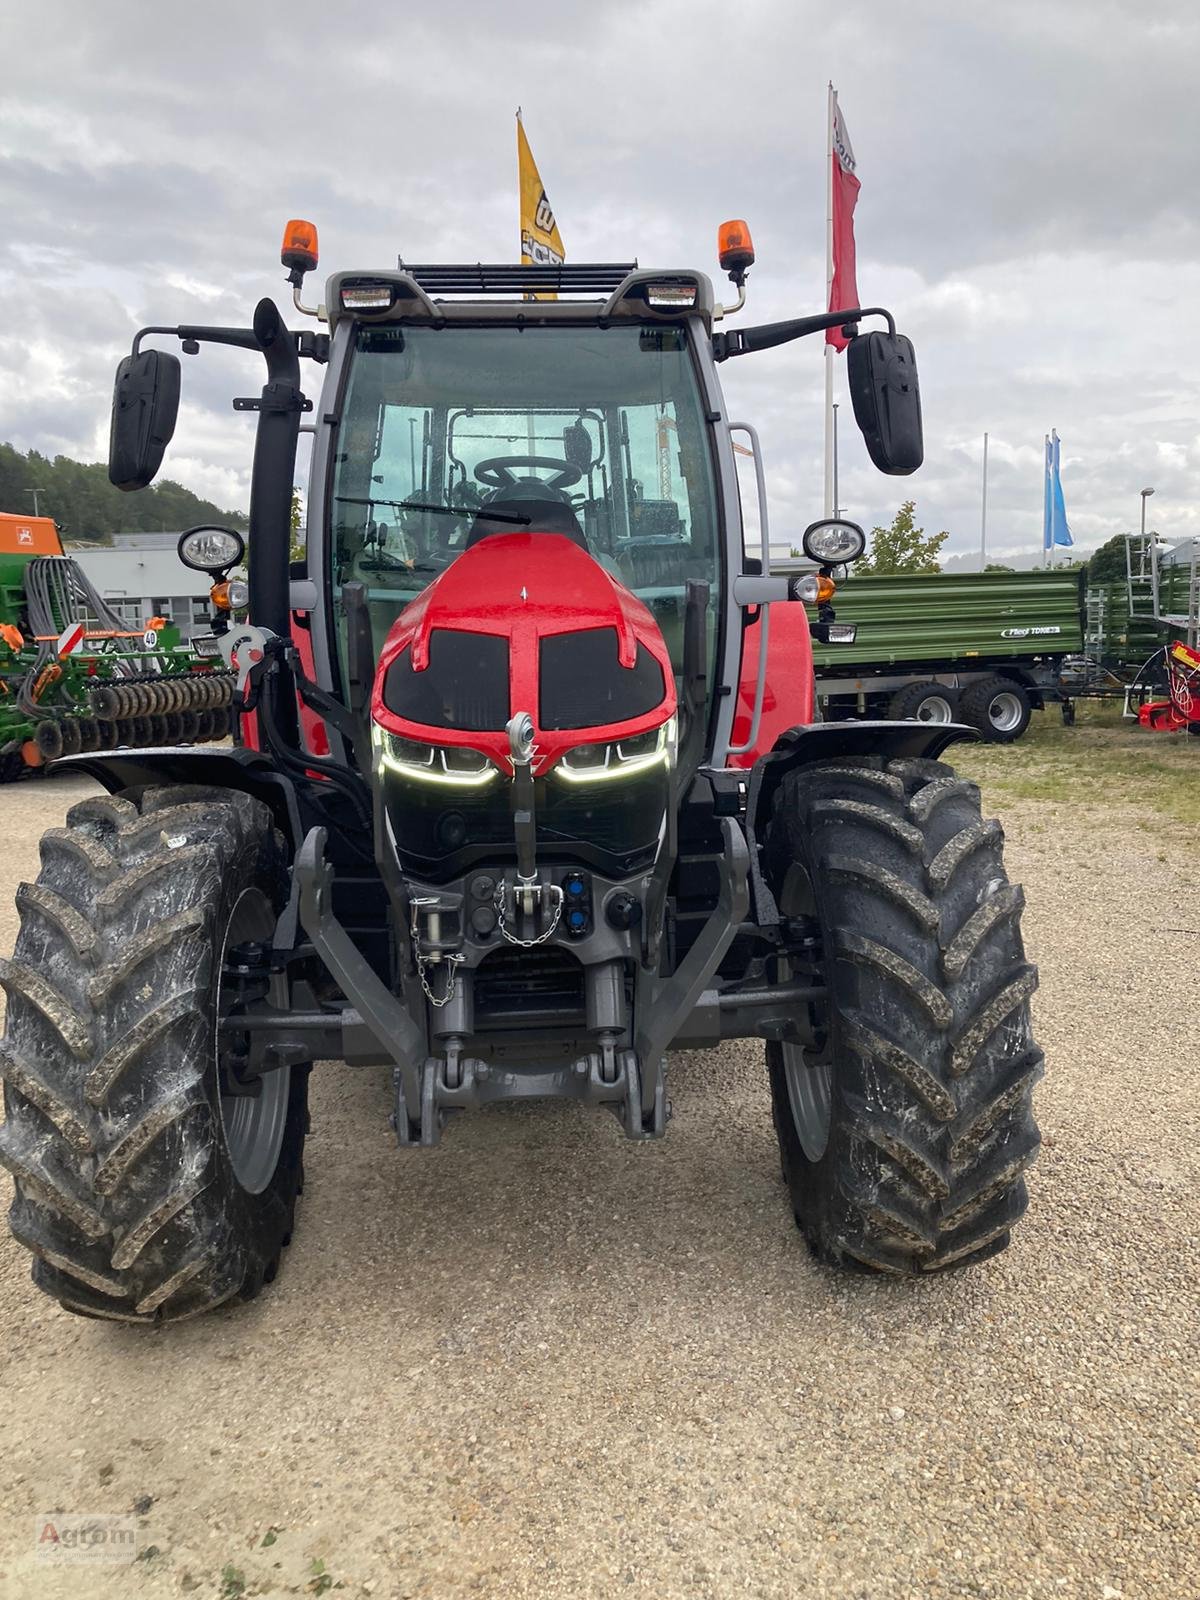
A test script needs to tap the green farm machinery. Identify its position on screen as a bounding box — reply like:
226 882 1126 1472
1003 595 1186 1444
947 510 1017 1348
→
0 512 233 779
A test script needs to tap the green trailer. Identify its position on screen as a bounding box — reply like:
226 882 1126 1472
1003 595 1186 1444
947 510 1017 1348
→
794 567 1085 742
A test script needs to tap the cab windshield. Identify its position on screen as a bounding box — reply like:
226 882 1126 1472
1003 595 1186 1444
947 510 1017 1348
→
330 322 721 685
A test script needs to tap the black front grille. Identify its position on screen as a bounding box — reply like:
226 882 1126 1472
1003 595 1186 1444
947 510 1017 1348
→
383 630 509 731
539 630 666 729
472 946 585 1030
381 760 669 882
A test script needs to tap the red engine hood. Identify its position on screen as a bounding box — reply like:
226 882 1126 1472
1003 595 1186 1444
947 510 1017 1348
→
371 533 677 772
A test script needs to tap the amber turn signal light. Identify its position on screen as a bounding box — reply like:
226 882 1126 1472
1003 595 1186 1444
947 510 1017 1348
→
718 219 755 276
281 219 319 274
790 573 838 605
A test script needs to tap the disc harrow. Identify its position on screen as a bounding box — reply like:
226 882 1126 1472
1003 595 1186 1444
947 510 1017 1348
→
19 671 235 771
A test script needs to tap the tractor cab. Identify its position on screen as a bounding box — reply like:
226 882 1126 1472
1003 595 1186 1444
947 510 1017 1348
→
326 313 724 727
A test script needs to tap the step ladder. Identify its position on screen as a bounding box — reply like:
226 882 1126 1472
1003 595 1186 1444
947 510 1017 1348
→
1083 585 1108 661
1125 532 1159 620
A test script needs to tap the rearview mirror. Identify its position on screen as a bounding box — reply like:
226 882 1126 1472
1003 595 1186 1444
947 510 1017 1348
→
108 349 181 491
847 331 923 475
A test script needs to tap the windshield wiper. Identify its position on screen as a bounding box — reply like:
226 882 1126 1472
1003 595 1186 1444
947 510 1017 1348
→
335 495 530 526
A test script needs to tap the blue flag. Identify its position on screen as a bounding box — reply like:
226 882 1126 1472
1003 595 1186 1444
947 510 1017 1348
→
1043 431 1073 549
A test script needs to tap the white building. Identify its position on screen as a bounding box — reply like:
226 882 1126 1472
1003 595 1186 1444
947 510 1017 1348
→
68 533 217 643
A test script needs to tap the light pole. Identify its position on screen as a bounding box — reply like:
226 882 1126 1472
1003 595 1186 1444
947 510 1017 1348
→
1140 486 1154 540
980 431 989 571
26 489 41 517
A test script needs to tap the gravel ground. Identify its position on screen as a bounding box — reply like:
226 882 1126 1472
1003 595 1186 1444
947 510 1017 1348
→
0 766 1197 1600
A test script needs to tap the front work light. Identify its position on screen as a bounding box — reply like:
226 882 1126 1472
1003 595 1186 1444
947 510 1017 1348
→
340 282 396 312
801 518 866 565
645 281 698 308
178 526 246 574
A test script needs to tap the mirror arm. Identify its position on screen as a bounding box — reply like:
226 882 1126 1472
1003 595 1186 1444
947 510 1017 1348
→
712 305 895 362
132 325 260 357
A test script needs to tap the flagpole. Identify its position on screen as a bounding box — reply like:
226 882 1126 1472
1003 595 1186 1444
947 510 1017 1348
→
979 431 988 571
1043 433 1052 570
824 83 835 519
517 106 537 453
825 82 838 518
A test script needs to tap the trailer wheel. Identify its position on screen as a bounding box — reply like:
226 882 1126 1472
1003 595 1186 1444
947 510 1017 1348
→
763 755 1042 1274
960 675 1031 742
888 681 959 725
0 786 308 1322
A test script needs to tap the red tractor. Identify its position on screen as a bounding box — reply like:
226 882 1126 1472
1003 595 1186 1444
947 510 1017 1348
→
0 222 1042 1321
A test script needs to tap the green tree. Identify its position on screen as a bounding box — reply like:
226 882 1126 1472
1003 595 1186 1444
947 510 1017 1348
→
984 563 1015 572
0 442 247 541
857 500 948 575
289 487 305 564
1084 533 1130 584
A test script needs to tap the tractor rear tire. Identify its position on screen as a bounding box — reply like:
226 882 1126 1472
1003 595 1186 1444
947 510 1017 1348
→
0 786 308 1322
960 675 1031 743
888 681 959 725
763 755 1042 1274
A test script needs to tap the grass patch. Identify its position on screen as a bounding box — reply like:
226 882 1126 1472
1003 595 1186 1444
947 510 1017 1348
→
952 700 1200 826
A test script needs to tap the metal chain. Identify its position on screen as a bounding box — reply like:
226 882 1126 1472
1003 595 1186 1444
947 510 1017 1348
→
495 881 564 947
414 949 465 1007
409 895 465 1008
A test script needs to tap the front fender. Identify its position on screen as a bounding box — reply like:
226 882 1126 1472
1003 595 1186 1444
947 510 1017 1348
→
50 747 305 849
747 719 978 836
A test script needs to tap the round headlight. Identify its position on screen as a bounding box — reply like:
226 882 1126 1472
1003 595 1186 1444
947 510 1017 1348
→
178 526 246 573
801 518 866 565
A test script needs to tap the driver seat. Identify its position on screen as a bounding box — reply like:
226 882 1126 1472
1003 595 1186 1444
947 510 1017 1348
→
465 492 589 551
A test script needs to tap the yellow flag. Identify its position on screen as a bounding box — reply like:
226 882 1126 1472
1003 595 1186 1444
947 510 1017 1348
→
517 112 564 299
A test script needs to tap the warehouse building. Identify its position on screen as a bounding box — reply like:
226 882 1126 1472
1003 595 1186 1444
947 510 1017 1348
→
67 533 216 643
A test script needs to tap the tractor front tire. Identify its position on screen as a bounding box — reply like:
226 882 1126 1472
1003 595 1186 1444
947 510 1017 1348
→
0 786 307 1322
764 755 1042 1275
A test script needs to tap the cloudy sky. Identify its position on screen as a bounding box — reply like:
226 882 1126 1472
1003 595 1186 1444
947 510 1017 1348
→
2 0 1198 564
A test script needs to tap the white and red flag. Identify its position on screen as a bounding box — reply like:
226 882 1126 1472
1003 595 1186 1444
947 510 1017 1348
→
826 92 860 352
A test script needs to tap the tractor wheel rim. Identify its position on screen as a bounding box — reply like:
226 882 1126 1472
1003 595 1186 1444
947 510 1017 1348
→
216 887 290 1195
988 690 1024 732
781 1040 831 1162
917 695 955 724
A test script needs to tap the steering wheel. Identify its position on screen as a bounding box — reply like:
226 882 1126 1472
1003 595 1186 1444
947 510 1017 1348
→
473 455 583 491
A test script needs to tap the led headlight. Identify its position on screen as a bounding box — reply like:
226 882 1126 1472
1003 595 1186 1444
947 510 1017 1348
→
555 715 677 784
372 725 498 787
